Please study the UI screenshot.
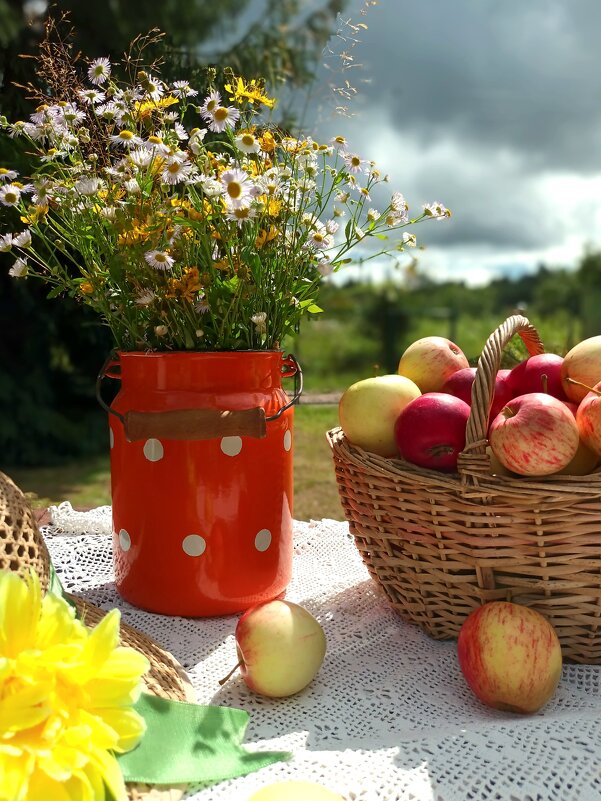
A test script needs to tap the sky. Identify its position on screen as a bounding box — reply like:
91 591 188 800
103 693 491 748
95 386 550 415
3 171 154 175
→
293 0 601 286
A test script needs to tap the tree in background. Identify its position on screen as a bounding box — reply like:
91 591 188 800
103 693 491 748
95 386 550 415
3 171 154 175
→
0 0 347 465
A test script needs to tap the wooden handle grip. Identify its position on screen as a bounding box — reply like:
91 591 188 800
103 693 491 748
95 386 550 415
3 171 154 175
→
123 407 267 442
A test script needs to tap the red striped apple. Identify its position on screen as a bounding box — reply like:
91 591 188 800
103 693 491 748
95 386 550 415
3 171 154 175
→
489 392 579 476
394 392 470 472
576 381 601 457
561 335 601 402
457 601 562 714
339 374 421 457
397 336 469 393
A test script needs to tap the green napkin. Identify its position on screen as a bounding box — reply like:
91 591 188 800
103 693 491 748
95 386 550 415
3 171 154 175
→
119 693 289 785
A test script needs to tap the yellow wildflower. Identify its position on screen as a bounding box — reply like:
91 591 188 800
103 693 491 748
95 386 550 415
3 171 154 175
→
255 226 279 249
80 281 95 295
133 96 179 121
20 207 47 226
166 266 202 301
258 130 276 154
225 77 275 109
0 570 148 801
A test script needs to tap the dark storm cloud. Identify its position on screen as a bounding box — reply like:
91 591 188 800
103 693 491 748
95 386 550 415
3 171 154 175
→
349 0 601 174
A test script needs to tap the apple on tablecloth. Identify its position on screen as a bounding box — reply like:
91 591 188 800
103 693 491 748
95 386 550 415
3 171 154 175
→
457 601 562 714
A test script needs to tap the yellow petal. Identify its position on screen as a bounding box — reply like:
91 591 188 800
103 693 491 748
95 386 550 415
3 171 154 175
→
0 571 40 656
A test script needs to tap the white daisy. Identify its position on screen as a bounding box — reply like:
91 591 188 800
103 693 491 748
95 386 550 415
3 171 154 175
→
344 152 367 174
251 312 267 333
161 157 193 185
96 102 119 121
123 178 141 194
402 232 417 246
60 104 86 126
0 168 18 182
205 105 240 133
88 57 111 86
75 177 104 196
109 130 142 148
235 132 260 155
28 178 52 209
0 184 21 206
142 74 165 102
135 289 156 306
100 206 117 220
367 208 381 222
129 147 153 168
188 128 207 155
173 122 188 141
198 176 224 198
391 192 408 213
154 325 169 337
226 205 257 225
0 233 13 251
308 227 333 250
12 230 31 248
325 219 339 234
9 257 28 277
144 250 174 270
199 90 221 117
423 201 450 219
171 80 198 98
220 168 252 207
316 258 334 276
78 88 106 105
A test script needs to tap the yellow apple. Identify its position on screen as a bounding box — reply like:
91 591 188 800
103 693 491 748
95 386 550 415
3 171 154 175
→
561 335 601 402
398 335 469 393
234 600 326 698
338 374 421 457
457 601 562 714
246 781 346 801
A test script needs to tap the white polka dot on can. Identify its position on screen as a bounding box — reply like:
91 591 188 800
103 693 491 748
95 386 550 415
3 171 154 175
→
118 529 131 552
283 429 292 451
182 534 206 557
109 427 114 449
254 528 272 552
143 438 164 462
221 436 242 457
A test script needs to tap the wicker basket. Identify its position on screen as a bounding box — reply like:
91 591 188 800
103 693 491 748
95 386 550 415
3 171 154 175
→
328 314 601 664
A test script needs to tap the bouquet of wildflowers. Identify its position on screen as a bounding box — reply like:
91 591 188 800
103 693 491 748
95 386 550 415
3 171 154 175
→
0 51 450 352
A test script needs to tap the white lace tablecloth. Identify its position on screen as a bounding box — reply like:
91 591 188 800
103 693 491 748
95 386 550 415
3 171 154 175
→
44 504 601 801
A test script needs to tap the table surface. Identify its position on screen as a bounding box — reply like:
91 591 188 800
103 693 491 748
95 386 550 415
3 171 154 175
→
43 504 601 801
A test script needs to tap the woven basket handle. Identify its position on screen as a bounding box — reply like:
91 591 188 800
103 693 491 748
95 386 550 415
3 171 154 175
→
458 314 544 476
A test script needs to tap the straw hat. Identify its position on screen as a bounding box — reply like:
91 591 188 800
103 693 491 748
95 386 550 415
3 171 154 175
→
0 470 194 801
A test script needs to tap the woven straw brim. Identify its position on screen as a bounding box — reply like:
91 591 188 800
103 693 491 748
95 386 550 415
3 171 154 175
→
0 471 194 801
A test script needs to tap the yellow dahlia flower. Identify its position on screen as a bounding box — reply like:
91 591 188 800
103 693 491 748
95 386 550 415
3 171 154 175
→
0 570 149 801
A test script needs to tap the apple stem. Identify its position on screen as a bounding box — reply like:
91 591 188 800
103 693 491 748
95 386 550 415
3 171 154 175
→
218 659 244 686
565 377 601 397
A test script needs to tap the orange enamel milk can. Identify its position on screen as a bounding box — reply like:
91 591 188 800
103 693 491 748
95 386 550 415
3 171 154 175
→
96 350 301 616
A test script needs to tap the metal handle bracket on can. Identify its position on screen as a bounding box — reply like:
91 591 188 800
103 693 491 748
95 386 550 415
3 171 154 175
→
96 353 303 442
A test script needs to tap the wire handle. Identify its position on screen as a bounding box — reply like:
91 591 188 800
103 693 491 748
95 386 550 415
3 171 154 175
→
96 352 303 442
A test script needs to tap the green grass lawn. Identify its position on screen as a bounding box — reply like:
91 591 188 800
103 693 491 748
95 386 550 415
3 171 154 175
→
7 404 345 522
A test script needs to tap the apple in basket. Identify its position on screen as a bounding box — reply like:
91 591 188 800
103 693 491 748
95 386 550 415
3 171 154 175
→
442 367 513 427
394 392 471 472
489 393 579 476
457 601 562 713
561 335 601 402
506 353 568 401
397 336 469 393
220 600 327 698
338 374 421 457
575 381 601 457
